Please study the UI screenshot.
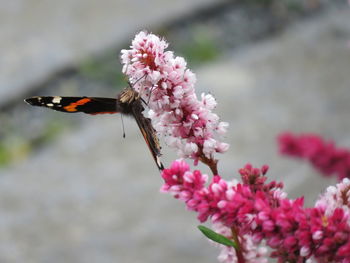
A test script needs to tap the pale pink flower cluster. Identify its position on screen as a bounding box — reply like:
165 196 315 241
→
213 222 268 263
315 178 350 217
121 31 229 163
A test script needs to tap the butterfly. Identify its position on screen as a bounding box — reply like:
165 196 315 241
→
24 87 164 170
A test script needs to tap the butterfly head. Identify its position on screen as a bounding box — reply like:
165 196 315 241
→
119 88 140 104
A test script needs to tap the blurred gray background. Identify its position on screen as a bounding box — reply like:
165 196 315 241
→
0 0 349 262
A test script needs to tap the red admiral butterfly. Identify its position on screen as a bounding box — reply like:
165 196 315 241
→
25 87 164 170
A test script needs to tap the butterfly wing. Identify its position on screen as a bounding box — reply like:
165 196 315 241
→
131 102 164 170
25 92 164 170
24 96 119 115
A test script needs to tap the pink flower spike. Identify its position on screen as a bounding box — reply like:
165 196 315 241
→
121 31 229 173
278 132 350 180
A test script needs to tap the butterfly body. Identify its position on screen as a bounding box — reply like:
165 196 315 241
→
25 88 164 170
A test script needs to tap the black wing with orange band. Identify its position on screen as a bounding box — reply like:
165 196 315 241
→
24 96 119 115
24 92 164 170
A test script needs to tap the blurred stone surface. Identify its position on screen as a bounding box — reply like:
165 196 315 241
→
198 6 350 205
0 0 221 107
0 6 350 263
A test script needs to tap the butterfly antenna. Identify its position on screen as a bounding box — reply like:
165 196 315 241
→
128 74 147 88
147 85 156 105
128 74 157 106
140 97 147 105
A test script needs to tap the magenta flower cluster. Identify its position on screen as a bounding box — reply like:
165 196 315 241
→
121 32 350 263
278 132 350 180
162 160 350 262
121 32 229 168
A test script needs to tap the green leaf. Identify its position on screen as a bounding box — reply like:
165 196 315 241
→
198 225 237 248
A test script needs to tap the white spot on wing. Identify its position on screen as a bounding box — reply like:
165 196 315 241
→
156 156 164 170
47 103 54 107
52 96 62 104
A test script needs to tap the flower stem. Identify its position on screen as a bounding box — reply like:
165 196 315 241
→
231 226 245 263
199 155 218 175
